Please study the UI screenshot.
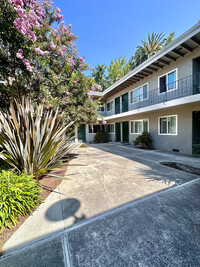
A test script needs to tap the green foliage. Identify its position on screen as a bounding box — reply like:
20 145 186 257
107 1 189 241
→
131 32 175 69
79 143 89 148
91 57 131 90
0 170 42 232
134 132 153 149
0 98 75 178
94 131 108 143
91 64 107 90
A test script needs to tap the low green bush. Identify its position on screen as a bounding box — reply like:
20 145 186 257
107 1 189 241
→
80 143 88 148
134 132 152 149
94 131 108 143
0 170 42 232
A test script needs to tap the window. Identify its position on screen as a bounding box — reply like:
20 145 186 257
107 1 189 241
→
88 125 105 134
98 103 105 112
130 119 149 134
159 115 177 135
108 124 114 133
106 100 114 111
130 84 148 103
159 69 177 94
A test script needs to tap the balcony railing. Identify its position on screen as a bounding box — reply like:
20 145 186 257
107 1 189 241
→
99 73 200 117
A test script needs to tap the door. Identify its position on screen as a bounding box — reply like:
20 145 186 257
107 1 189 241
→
115 122 121 141
192 111 200 154
115 97 120 114
122 121 129 142
78 124 86 142
193 57 200 94
122 93 128 113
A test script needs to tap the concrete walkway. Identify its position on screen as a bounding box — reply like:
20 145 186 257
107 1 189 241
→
1 144 200 266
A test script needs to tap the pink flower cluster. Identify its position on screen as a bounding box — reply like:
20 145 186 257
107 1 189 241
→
16 49 23 59
50 41 56 51
54 7 63 21
9 0 46 42
91 83 102 92
102 121 107 125
23 59 32 72
35 47 49 56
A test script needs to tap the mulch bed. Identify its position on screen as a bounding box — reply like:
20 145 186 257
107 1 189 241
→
161 162 200 176
0 162 68 255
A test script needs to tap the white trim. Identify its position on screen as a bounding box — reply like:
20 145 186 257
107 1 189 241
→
158 114 178 136
107 123 115 134
158 68 178 94
103 93 200 121
129 83 149 104
91 22 200 98
106 99 114 112
130 118 149 134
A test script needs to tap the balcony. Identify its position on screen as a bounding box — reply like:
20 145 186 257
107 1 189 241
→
99 73 200 117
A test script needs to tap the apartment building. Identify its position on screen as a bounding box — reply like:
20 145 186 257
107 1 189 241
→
78 23 200 154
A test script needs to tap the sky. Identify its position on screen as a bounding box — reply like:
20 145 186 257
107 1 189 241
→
52 0 200 75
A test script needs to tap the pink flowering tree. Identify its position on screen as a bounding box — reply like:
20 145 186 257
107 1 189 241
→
0 0 101 123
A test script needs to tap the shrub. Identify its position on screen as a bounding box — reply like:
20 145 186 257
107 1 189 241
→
0 98 75 179
80 143 88 148
134 132 152 149
94 131 108 143
0 170 42 232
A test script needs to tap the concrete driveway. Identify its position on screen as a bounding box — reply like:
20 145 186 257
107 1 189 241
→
1 144 200 266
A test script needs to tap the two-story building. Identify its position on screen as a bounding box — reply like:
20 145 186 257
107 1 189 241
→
78 22 200 154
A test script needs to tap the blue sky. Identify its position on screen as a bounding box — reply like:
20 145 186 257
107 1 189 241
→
53 0 200 74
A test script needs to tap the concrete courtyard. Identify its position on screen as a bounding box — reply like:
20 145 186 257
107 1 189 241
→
1 144 200 266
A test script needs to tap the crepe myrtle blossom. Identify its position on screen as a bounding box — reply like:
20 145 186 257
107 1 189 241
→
58 49 64 57
34 47 44 55
50 41 56 51
23 59 32 72
73 81 77 85
65 90 69 95
102 120 107 125
16 49 23 59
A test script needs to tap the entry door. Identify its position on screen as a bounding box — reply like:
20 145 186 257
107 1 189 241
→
115 97 120 114
192 111 200 154
122 93 128 113
193 57 200 94
78 124 86 142
122 121 129 142
115 122 121 141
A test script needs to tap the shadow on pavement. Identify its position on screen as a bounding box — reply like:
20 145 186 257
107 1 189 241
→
45 198 86 224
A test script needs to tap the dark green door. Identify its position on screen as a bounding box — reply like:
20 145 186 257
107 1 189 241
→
192 111 200 154
115 97 120 114
122 121 129 142
78 124 86 142
122 93 128 113
115 122 121 141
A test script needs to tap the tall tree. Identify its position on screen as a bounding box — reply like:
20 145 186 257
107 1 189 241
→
0 0 100 124
131 32 175 69
91 64 107 91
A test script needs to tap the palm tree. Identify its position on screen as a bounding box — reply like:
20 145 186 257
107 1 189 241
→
131 32 175 69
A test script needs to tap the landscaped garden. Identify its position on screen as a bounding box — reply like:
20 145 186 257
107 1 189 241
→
0 0 101 250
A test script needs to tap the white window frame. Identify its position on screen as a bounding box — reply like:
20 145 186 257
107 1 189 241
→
107 123 115 134
158 68 178 95
129 83 149 104
88 124 102 134
106 99 114 112
130 118 149 134
158 114 178 136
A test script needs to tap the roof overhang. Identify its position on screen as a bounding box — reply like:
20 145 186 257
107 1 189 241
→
90 22 200 99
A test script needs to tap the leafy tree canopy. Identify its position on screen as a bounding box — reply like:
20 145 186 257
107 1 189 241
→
0 0 100 124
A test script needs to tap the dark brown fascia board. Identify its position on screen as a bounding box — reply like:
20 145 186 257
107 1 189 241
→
180 43 193 52
172 49 184 57
164 54 177 61
157 58 170 65
190 36 200 45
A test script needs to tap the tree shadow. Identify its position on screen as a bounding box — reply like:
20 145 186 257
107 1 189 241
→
45 198 86 224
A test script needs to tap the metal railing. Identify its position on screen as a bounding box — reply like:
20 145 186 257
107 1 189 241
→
99 73 200 117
